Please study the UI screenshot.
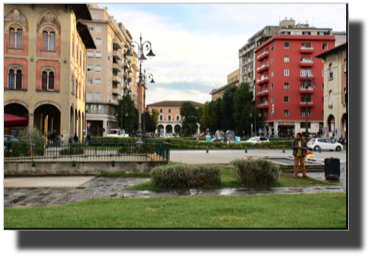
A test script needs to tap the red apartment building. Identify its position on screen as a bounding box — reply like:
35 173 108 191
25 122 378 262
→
254 34 336 136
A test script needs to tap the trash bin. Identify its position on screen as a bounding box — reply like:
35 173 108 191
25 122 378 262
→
235 136 240 144
324 157 340 180
206 136 211 142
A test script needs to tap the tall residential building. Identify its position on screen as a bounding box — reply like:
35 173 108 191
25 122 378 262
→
210 69 239 101
81 4 135 136
4 4 95 142
238 18 346 102
315 43 347 139
254 30 337 136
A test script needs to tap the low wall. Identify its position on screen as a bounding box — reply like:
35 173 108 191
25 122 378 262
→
4 161 167 176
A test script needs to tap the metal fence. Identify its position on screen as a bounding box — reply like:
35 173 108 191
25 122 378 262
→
4 140 170 162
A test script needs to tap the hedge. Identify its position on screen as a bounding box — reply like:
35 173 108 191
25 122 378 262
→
4 142 45 157
59 147 85 155
150 165 221 189
231 158 281 188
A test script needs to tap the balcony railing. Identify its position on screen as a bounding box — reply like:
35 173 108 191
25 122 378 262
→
112 75 122 84
300 60 313 67
300 101 314 107
256 76 269 85
257 102 269 108
257 51 269 60
257 63 269 72
300 88 313 94
300 46 314 53
112 63 121 72
256 90 269 97
113 38 122 49
112 87 122 96
300 73 313 79
113 50 122 60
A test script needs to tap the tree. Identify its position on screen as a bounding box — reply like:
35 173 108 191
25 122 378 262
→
221 85 238 131
114 93 136 134
142 111 156 133
233 82 253 135
211 97 223 133
180 101 198 136
152 109 159 131
200 101 211 133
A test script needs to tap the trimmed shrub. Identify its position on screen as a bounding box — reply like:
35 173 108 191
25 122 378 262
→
117 145 156 154
151 165 221 189
231 158 281 188
60 147 85 155
5 142 30 157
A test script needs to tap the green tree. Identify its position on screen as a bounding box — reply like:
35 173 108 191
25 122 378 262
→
221 85 238 131
180 101 198 136
152 109 159 131
233 82 254 135
200 101 211 133
142 111 156 133
211 97 223 133
114 93 136 134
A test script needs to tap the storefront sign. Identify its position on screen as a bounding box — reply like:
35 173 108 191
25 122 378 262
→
278 122 295 126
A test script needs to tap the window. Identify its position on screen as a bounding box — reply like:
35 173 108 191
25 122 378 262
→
43 31 55 50
95 65 101 72
271 71 273 77
284 69 289 76
301 97 311 102
41 70 55 90
329 90 333 106
71 75 74 94
87 51 94 58
318 32 324 36
302 31 311 35
284 83 289 89
301 42 312 48
176 115 180 121
271 44 274 50
284 42 289 49
300 123 311 128
322 83 324 90
9 28 23 48
95 78 101 86
271 84 273 90
300 110 311 117
94 92 101 102
92 12 98 19
284 96 289 103
88 25 94 32
96 25 102 32
168 115 172 121
168 109 171 113
271 97 273 104
300 70 312 76
95 38 101 46
86 92 93 102
265 110 268 117
177 109 180 113
75 79 78 97
160 109 163 113
160 115 163 120
329 63 333 79
322 97 324 103
95 51 102 58
8 69 15 89
87 64 93 72
344 59 347 73
322 110 324 117
151 109 155 113
284 56 289 62
87 78 93 85
322 70 324 77
322 43 328 50
284 110 289 117
345 88 347 104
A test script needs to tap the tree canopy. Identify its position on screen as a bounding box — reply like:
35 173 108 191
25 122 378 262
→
114 93 136 134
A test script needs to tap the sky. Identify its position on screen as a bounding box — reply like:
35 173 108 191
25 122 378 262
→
103 3 347 105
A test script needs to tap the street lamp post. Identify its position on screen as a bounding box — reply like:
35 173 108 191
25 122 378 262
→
250 104 261 137
141 70 155 137
124 33 155 145
299 74 316 140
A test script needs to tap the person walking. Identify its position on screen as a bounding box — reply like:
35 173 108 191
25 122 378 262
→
56 134 60 147
68 135 73 145
74 133 78 143
86 134 91 145
291 133 309 178
61 134 64 143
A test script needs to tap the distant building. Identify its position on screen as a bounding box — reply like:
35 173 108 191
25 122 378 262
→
147 100 203 135
210 69 239 101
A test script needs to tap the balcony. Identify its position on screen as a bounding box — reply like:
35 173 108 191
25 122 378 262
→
112 63 121 72
300 88 314 94
123 84 131 91
257 63 269 72
112 87 122 96
113 38 122 49
300 60 313 67
113 50 122 61
112 75 122 84
257 102 269 109
300 46 314 53
256 90 269 97
300 73 314 79
256 76 269 85
256 51 269 61
300 101 314 107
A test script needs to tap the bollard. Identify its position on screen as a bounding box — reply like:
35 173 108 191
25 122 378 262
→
283 147 285 153
245 145 247 153
206 146 209 153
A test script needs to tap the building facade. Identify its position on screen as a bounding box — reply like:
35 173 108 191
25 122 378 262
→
4 4 95 142
254 33 336 136
146 100 203 135
315 43 347 139
210 69 239 101
80 4 135 136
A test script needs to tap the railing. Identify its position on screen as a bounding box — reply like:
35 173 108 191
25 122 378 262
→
113 50 122 60
4 140 170 162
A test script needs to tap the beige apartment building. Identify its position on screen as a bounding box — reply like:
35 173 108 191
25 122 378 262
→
210 69 239 101
4 4 95 142
238 18 346 102
147 101 203 135
315 43 347 139
80 4 136 136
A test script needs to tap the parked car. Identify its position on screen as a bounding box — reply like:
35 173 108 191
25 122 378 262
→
107 129 129 137
244 136 270 144
307 138 343 151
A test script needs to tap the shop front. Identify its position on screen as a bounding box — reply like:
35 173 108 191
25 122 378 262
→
278 122 295 137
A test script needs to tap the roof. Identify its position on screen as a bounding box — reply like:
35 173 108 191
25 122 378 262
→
314 42 347 59
76 22 96 49
72 4 93 21
147 101 203 107
210 78 239 95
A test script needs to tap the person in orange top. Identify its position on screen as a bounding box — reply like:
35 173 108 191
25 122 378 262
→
291 133 309 178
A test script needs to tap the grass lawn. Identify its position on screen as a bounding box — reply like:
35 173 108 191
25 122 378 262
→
124 164 342 191
4 193 346 228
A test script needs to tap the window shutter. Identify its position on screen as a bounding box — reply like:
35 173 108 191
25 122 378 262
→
48 72 54 89
42 71 48 90
16 70 22 89
17 29 22 47
10 29 15 47
43 32 48 50
8 69 15 89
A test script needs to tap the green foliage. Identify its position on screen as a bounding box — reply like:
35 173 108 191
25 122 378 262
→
151 165 221 189
114 93 136 134
180 101 199 135
152 109 159 131
118 145 156 154
142 111 156 132
231 158 281 188
32 142 45 156
59 147 85 155
20 127 49 143
5 142 30 157
221 85 237 131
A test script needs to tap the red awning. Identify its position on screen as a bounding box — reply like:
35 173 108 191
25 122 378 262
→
4 113 29 127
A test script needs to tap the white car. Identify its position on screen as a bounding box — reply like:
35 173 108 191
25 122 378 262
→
307 138 343 151
107 129 129 137
244 136 269 144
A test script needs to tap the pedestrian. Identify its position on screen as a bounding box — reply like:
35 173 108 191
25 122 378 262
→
86 134 91 144
291 133 309 178
68 135 73 145
74 133 78 143
56 134 60 147
61 134 64 143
